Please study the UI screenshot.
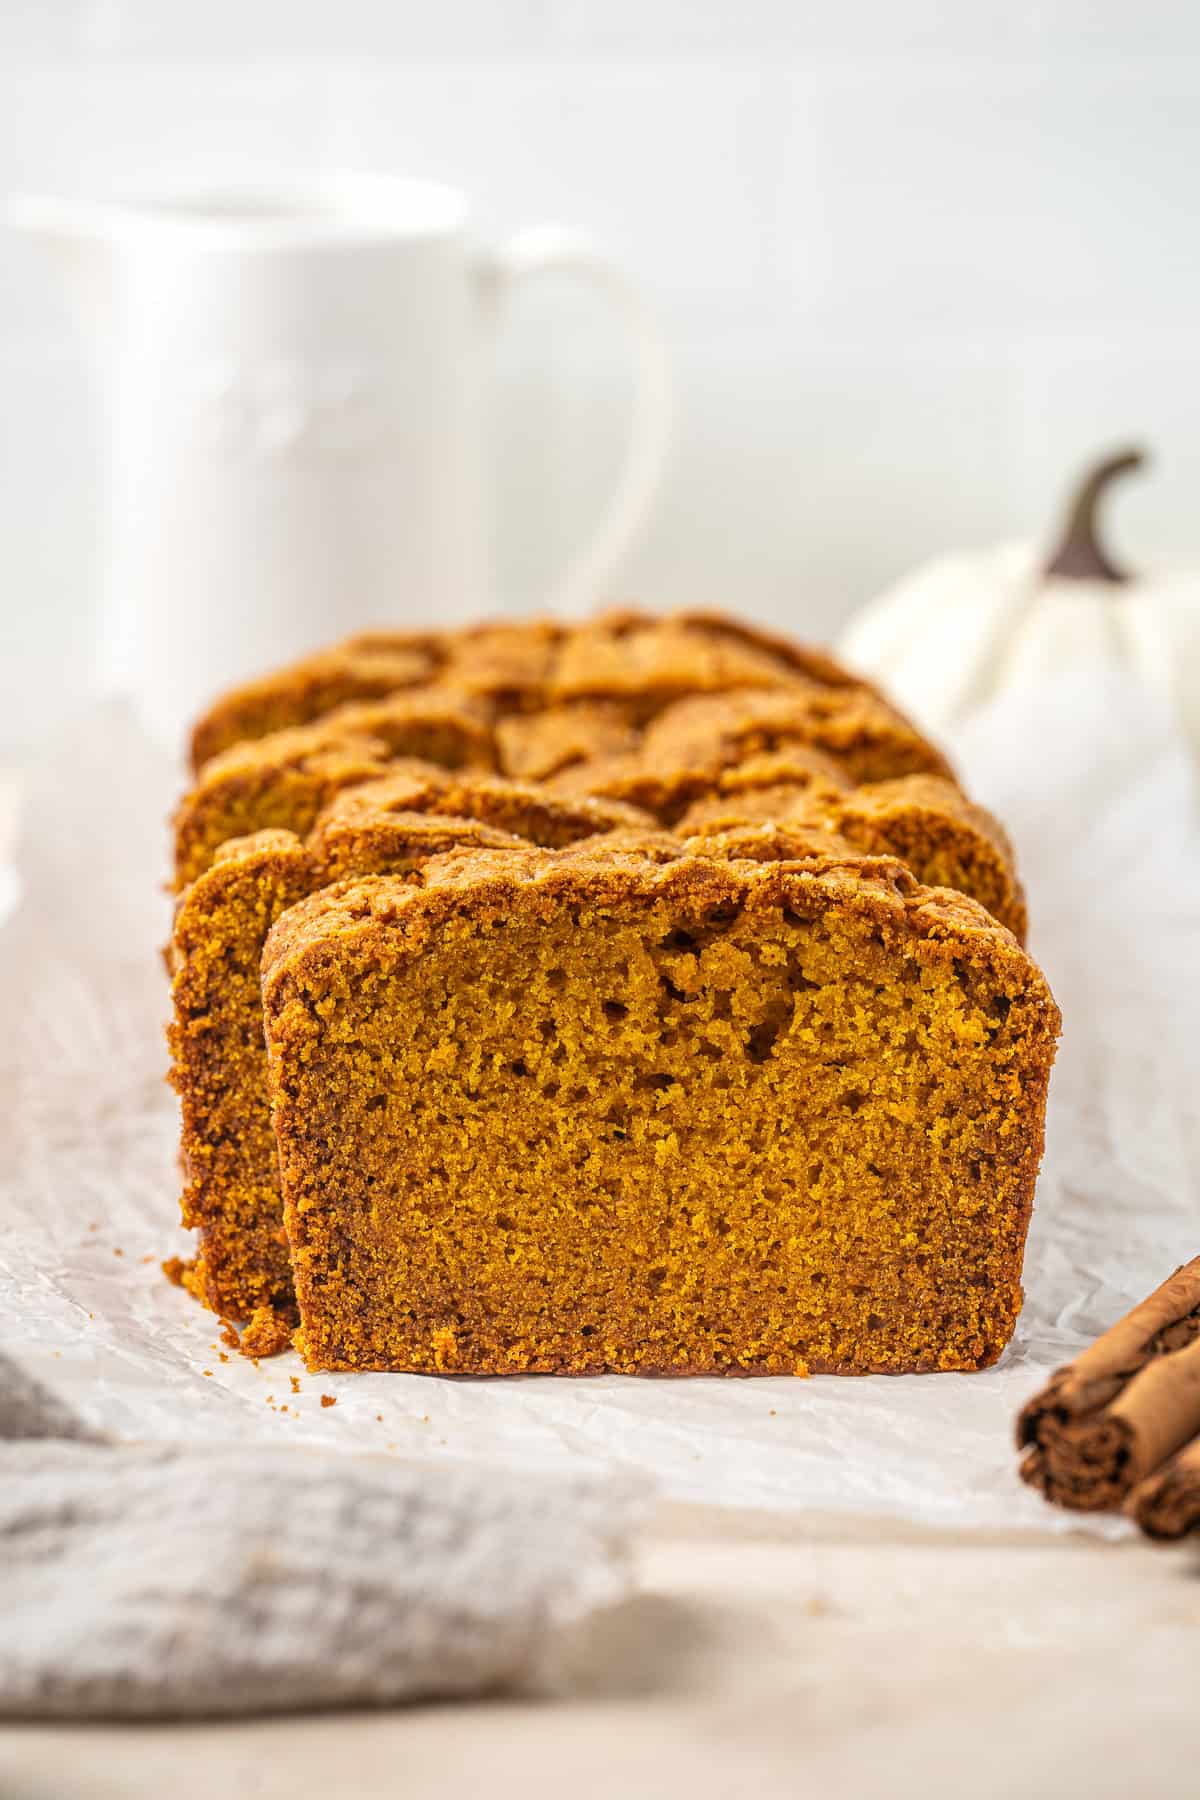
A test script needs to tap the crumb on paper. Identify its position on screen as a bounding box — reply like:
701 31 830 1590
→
161 1257 186 1288
112 1248 123 1258
218 1352 229 1364
219 1319 239 1350
769 1408 777 1417
265 1395 274 1404
88 1222 99 1232
376 1414 383 1423
141 1254 155 1265
290 1376 301 1394
202 1370 212 1378
320 1394 337 1409
280 1405 289 1414
240 1304 294 1360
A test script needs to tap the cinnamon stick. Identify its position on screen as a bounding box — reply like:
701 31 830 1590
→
1128 1437 1200 1541
1017 1256 1200 1512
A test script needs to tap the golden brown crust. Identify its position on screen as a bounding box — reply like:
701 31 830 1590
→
262 843 1058 1377
495 701 643 782
187 617 561 770
706 747 856 797
679 821 880 868
307 689 497 771
820 776 1027 943
545 687 955 831
315 763 654 856
680 771 1027 942
541 750 726 823
264 838 1031 980
172 730 394 891
640 686 957 786
173 691 499 890
662 608 873 691
542 612 806 711
173 607 1043 1375
188 608 931 776
168 776 658 1325
438 616 567 706
189 639 442 770
169 831 318 1322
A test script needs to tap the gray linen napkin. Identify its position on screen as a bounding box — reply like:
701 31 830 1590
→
0 1352 642 1718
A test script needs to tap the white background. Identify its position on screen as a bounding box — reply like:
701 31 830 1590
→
3 0 1200 753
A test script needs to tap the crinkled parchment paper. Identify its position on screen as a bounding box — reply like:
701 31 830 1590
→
1 675 1196 1531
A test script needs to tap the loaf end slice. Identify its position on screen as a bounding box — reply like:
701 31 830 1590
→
262 846 1059 1376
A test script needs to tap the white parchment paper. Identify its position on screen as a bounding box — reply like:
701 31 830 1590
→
2 677 1197 1532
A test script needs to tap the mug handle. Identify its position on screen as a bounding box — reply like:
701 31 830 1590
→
479 226 672 613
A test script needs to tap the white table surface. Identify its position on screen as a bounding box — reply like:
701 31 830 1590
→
1 1500 1193 1800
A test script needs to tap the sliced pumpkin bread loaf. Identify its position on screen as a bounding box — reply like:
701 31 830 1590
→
187 608 879 773
261 842 1059 1376
172 690 497 889
167 771 656 1337
679 769 1026 942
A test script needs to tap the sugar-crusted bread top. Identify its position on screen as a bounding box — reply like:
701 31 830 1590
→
179 606 1035 941
639 687 956 785
494 701 643 782
189 641 441 769
313 764 654 849
189 607 880 772
260 833 1056 1028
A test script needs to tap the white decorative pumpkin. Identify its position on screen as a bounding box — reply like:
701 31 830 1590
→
839 449 1200 756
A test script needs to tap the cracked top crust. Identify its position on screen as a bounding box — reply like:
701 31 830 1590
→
313 763 654 853
188 607 884 773
261 834 1054 1024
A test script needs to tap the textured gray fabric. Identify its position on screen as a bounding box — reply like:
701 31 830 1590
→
0 1355 641 1719
0 1351 103 1443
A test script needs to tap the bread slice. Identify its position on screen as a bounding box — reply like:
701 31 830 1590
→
167 775 655 1333
680 772 1027 942
638 687 957 786
261 842 1059 1376
543 687 955 831
168 832 332 1334
171 691 496 889
546 740 854 825
541 612 823 712
315 769 653 878
495 701 644 782
187 609 892 773
172 730 392 893
188 636 443 771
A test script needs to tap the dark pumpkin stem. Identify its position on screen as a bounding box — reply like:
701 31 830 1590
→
1043 447 1147 584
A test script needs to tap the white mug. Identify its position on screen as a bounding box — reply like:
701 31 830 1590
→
11 175 672 753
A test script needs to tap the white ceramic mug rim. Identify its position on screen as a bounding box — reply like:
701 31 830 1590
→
15 172 472 248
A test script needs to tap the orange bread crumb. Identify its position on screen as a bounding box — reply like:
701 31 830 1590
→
189 637 441 770
638 687 957 787
168 774 659 1324
262 844 1058 1376
187 608 893 773
680 771 1026 942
